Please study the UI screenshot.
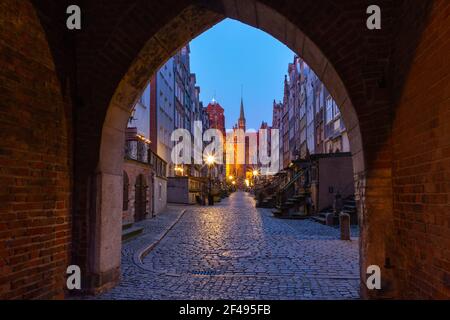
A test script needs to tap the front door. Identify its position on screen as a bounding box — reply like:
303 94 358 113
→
135 174 148 221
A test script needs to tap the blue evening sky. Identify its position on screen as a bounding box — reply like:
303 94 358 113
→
190 18 295 130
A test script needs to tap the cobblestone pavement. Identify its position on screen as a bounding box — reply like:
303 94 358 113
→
93 192 360 300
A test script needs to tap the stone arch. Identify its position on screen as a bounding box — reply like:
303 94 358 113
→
0 0 444 300
96 0 366 295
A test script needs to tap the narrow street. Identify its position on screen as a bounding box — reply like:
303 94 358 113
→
95 192 360 300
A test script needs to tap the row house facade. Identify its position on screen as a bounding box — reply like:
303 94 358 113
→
124 45 212 221
155 45 214 204
273 56 350 171
259 56 355 219
124 82 168 224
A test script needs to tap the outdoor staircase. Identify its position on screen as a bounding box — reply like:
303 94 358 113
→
342 196 358 224
271 168 311 219
255 175 285 208
259 194 277 208
272 191 310 219
122 222 144 242
311 196 358 225
311 211 330 224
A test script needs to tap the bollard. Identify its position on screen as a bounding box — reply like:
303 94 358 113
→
339 212 351 240
325 212 335 226
208 194 214 206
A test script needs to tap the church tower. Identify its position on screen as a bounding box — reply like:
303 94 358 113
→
233 90 248 184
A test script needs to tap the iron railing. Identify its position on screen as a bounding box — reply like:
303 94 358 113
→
125 140 148 163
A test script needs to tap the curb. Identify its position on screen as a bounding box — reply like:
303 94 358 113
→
132 209 187 271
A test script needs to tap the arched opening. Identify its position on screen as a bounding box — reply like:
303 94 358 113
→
95 2 367 297
3 0 444 300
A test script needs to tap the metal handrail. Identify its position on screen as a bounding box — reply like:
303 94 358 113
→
279 170 304 193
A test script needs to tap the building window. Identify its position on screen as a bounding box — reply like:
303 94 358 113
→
315 92 320 111
333 101 340 117
326 97 333 124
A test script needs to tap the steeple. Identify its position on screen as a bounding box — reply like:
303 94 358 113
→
238 86 246 130
239 96 245 120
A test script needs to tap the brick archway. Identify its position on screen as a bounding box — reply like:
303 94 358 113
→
98 1 366 297
2 0 448 299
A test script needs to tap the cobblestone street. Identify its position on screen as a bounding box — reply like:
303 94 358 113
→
94 192 360 300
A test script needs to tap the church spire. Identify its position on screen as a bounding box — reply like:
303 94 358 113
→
238 85 246 130
239 85 245 120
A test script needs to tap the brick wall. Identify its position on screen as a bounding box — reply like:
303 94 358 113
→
390 0 450 298
0 0 72 299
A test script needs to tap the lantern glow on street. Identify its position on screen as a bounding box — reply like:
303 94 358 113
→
205 154 216 166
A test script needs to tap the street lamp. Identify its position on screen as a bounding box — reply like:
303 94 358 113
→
205 154 216 166
252 169 259 189
205 154 216 205
175 165 185 176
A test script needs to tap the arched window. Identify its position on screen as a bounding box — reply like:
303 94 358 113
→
123 171 129 210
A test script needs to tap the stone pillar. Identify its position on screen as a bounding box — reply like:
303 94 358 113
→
88 171 122 294
339 212 351 240
89 115 127 293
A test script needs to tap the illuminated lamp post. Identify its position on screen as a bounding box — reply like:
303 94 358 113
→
252 169 259 188
205 154 216 205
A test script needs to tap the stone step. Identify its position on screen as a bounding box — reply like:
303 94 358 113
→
289 212 309 219
311 215 327 224
272 208 283 216
122 225 144 242
274 214 309 220
122 223 133 231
